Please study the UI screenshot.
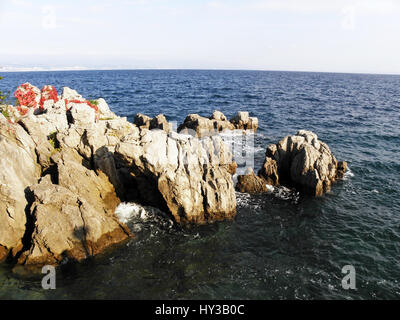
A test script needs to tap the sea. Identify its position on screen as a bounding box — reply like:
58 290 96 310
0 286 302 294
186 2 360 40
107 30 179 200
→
0 70 399 299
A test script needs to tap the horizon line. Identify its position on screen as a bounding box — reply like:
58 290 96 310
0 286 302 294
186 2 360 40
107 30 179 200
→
1 67 400 77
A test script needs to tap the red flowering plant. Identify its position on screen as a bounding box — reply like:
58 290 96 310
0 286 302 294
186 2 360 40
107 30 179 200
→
40 85 59 109
14 83 41 110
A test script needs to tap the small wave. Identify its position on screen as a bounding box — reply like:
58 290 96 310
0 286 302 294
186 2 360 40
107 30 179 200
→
115 202 174 232
343 168 354 180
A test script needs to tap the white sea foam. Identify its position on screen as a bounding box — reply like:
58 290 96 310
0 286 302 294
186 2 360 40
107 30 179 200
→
343 168 354 180
115 202 151 224
265 184 275 192
115 202 174 232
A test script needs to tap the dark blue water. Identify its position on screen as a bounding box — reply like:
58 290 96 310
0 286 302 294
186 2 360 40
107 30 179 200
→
1 70 400 299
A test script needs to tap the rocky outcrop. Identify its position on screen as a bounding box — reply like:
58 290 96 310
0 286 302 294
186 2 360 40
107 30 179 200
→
258 130 347 196
177 110 258 137
115 129 237 225
1 84 241 266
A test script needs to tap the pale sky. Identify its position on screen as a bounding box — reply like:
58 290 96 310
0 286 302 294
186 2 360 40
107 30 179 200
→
1 0 400 74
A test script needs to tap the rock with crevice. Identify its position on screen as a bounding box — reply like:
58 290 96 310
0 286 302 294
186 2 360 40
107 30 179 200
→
17 180 131 266
0 118 41 261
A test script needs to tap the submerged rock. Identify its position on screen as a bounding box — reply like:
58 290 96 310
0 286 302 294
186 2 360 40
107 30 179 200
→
258 130 346 196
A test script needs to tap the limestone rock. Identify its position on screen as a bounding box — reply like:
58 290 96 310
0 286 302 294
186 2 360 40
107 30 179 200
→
96 98 115 118
68 102 96 126
0 119 41 261
18 115 57 169
18 180 131 266
259 130 346 196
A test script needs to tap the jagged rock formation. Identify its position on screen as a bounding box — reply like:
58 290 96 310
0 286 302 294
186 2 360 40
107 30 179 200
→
257 130 347 196
0 84 238 265
178 110 258 137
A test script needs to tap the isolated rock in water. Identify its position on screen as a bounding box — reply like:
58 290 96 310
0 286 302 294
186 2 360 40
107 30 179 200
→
178 110 258 137
230 111 258 132
115 129 237 225
259 130 346 196
17 180 131 266
236 168 270 194
0 118 41 261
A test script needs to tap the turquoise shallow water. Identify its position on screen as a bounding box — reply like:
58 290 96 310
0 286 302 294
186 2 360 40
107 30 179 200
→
0 70 399 299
